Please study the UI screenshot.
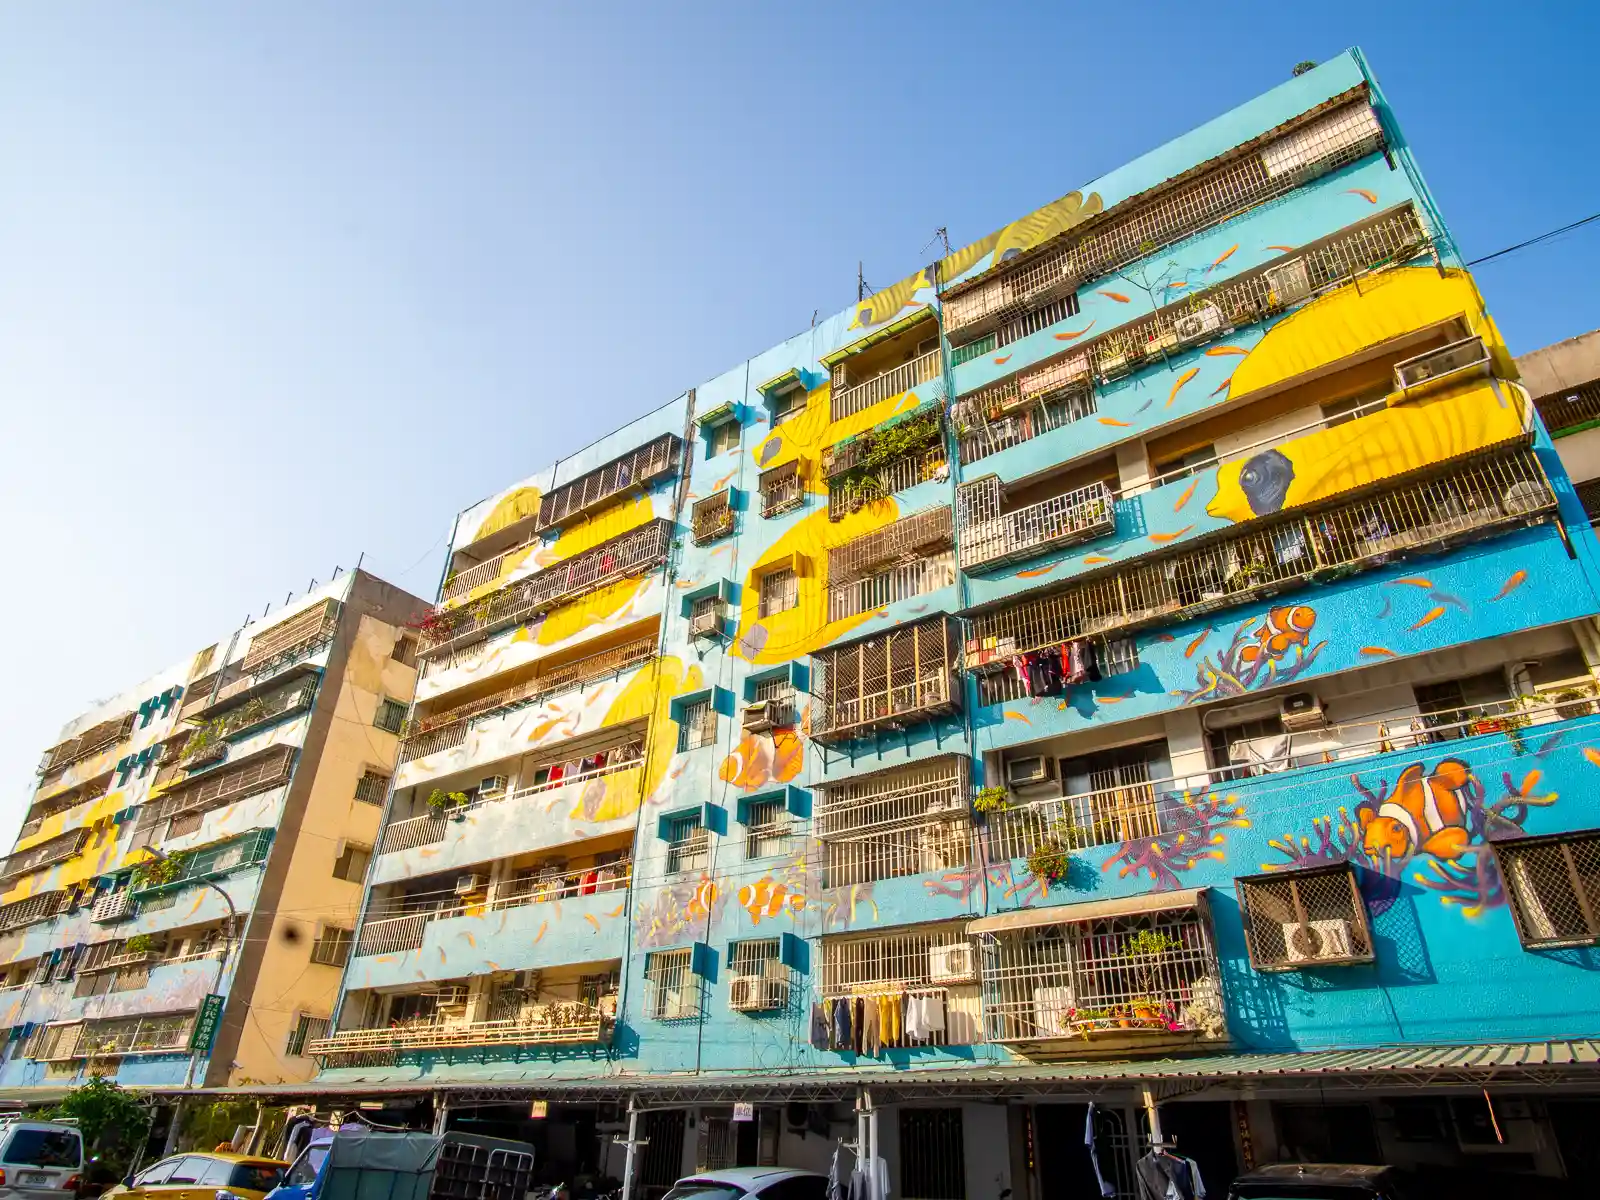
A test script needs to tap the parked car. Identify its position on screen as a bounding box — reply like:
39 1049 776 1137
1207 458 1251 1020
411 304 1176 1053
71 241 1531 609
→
261 1130 335 1200
1227 1162 1574 1199
0 1120 85 1200
101 1152 287 1200
663 1168 827 1200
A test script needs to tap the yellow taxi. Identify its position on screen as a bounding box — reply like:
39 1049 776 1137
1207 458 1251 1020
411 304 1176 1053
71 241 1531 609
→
103 1152 287 1200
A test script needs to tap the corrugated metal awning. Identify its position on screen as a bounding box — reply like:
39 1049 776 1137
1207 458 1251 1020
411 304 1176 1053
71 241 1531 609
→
819 309 934 367
968 888 1206 935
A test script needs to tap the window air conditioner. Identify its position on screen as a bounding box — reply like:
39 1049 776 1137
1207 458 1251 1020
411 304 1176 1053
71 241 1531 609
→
91 891 136 924
1005 755 1057 788
478 775 509 797
1264 259 1312 306
453 873 486 895
742 701 776 733
1280 692 1326 732
433 984 470 1006
1392 336 1490 397
928 943 976 985
729 974 787 1013
1174 305 1224 345
1281 918 1354 963
689 605 723 638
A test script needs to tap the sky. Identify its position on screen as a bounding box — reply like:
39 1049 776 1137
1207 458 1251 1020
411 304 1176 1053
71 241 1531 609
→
1 0 1596 832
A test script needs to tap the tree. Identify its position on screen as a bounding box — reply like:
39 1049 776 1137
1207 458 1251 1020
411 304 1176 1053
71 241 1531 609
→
1293 61 1318 76
47 1075 150 1176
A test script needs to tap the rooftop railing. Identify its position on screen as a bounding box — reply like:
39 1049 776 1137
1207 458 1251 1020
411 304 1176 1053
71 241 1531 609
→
830 348 942 424
536 434 682 533
1534 379 1600 437
307 1002 612 1064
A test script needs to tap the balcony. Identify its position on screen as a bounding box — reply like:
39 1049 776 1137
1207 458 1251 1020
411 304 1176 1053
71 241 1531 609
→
823 401 947 521
941 96 1386 346
418 519 672 659
31 1012 196 1062
180 662 318 728
1534 379 1600 437
965 449 1555 670
812 616 960 744
355 858 632 956
956 358 1096 466
307 1001 612 1066
815 756 971 887
0 829 89 884
240 598 341 676
537 434 683 533
23 774 110 832
830 346 942 424
130 829 274 899
398 637 655 765
958 477 1116 571
40 712 135 777
0 891 67 933
135 744 295 832
691 492 736 545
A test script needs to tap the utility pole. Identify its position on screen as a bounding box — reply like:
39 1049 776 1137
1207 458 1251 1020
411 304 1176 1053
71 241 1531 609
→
617 1099 647 1200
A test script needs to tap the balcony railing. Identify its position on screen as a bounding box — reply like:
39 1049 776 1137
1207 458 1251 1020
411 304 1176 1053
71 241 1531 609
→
73 1012 196 1059
24 773 110 831
308 1002 612 1064
958 478 1117 570
831 348 942 423
418 519 672 659
1534 379 1600 437
442 544 532 604
399 638 656 765
759 467 805 518
812 617 960 743
828 554 956 623
131 828 274 898
815 757 971 887
241 599 341 676
135 744 295 831
942 97 1385 344
380 757 645 854
40 713 136 777
956 365 1097 466
828 448 947 521
691 494 735 544
537 434 682 533
356 859 632 956
0 890 67 933
0 829 89 883
965 449 1553 670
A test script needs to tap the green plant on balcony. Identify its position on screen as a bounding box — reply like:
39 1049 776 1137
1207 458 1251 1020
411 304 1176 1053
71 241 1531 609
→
1227 560 1270 593
231 697 271 730
181 720 228 766
1123 927 1182 997
1026 818 1088 887
132 850 188 890
123 934 158 955
426 788 470 816
972 786 1011 816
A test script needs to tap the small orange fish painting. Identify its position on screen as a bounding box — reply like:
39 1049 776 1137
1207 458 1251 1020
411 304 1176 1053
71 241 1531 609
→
1207 244 1239 273
1149 525 1195 543
1084 555 1112 564
1408 606 1447 631
1185 627 1212 658
1360 646 1397 658
993 354 1012 365
1002 710 1032 725
1391 577 1434 589
1347 188 1379 204
1584 747 1600 769
1173 478 1199 512
1266 245 1296 253
1491 571 1528 601
1098 417 1131 427
1054 322 1096 340
1205 345 1249 356
1166 367 1199 408
1099 291 1131 303
1016 564 1060 579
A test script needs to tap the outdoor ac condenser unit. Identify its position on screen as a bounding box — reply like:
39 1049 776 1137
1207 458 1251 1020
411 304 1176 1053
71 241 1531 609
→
1281 918 1354 963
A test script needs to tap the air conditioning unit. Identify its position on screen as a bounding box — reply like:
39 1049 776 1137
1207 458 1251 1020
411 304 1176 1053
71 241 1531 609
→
1265 259 1312 306
433 984 470 1007
453 873 486 895
91 891 135 924
1174 305 1224 345
1281 918 1354 963
689 605 723 638
742 701 776 733
1393 336 1490 396
729 974 787 1013
1280 692 1326 732
1005 755 1057 788
928 943 976 985
477 775 509 797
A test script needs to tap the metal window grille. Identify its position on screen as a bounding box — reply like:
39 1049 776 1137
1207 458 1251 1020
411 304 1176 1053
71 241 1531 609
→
957 476 1117 570
355 770 390 805
0 891 67 933
759 462 805 517
1573 477 1600 527
744 799 792 859
646 948 700 1020
899 1109 966 1200
690 595 720 624
23 773 111 831
828 505 953 584
828 552 957 623
942 96 1385 343
955 373 1097 465
131 828 274 897
816 756 971 886
812 616 959 742
287 1014 331 1056
987 750 1164 862
0 829 90 884
138 743 296 831
241 599 342 675
1238 865 1375 970
666 815 709 874
979 906 1221 1043
693 491 736 544
333 843 372 883
831 347 943 423
1498 832 1600 948
748 676 796 728
310 926 353 967
374 698 408 733
820 921 972 995
727 939 787 1014
534 433 683 533
27 1022 84 1062
757 568 798 617
678 700 717 753
1535 379 1600 438
827 446 948 522
391 634 417 665
965 449 1553 668
41 712 137 776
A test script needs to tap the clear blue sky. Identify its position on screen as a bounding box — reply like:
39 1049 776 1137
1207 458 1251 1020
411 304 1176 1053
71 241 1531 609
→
1 1 1595 829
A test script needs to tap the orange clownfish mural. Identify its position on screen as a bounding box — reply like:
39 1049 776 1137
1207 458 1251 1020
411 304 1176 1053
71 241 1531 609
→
1360 759 1473 863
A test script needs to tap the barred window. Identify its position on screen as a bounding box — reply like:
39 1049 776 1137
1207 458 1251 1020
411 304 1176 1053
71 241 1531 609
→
692 491 736 544
286 1013 330 1056
1238 865 1374 970
769 384 805 427
310 926 353 967
821 922 975 995
1498 831 1600 948
728 939 787 1013
355 770 390 806
373 698 407 734
333 843 372 884
391 636 418 666
646 948 699 1020
678 699 717 753
666 815 709 875
758 568 799 617
744 799 792 859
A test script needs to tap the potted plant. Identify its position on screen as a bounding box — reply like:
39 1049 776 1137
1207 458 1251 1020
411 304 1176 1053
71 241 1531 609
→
1122 928 1182 1023
181 720 228 767
972 785 1011 816
1025 818 1086 887
426 789 470 818
124 934 158 956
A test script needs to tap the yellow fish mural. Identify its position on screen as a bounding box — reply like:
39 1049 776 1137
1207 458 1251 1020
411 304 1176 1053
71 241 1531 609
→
992 191 1104 262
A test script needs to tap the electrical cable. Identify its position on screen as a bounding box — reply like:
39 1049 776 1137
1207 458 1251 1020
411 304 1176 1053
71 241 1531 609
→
1466 211 1600 266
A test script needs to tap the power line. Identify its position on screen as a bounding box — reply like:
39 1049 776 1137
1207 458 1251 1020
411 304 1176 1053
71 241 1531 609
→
1466 211 1600 266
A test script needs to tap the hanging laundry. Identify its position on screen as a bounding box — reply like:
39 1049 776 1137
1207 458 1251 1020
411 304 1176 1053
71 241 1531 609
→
1134 1150 1204 1200
831 996 853 1051
879 992 900 1047
852 997 866 1055
810 1003 830 1050
1084 1105 1115 1199
1010 655 1033 697
1084 640 1102 682
860 994 881 1055
921 992 946 1037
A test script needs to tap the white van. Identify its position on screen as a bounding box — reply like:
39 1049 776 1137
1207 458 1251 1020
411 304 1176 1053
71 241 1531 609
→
0 1120 84 1200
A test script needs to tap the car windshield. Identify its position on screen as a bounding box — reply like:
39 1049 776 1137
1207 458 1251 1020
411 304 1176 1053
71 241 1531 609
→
3 1130 82 1167
229 1163 286 1192
283 1146 329 1187
662 1184 746 1200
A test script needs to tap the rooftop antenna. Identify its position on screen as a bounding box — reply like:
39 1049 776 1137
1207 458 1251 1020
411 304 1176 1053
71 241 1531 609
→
923 227 952 259
857 262 876 301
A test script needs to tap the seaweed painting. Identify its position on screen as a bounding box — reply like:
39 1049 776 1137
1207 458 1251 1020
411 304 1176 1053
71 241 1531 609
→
1176 606 1327 705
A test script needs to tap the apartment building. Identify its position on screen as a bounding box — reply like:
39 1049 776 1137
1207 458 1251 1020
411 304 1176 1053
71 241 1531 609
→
0 569 426 1093
311 51 1600 1195
1523 328 1600 528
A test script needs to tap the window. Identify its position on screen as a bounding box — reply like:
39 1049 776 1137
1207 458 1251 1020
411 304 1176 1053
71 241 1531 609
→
899 1109 965 1200
165 1158 206 1185
692 491 735 544
758 568 798 617
332 843 372 884
678 699 717 753
709 419 740 458
770 384 805 427
727 939 786 1014
391 635 418 666
2 1128 81 1167
309 926 353 967
750 675 796 726
228 1164 286 1193
689 594 723 636
133 1160 178 1187
759 462 805 518
744 799 792 859
354 770 390 806
1238 864 1375 970
1152 443 1217 484
646 948 698 1020
373 698 407 734
286 1013 331 1056
666 815 709 875
1498 831 1600 948
1206 714 1284 776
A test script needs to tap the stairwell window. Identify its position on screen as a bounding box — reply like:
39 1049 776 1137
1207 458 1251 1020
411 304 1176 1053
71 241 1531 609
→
758 568 798 618
332 842 372 884
1498 831 1600 948
310 926 353 967
744 798 792 859
374 698 407 734
355 770 390 806
646 948 699 1020
1237 864 1374 970
678 699 717 753
286 1013 330 1057
666 815 709 875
